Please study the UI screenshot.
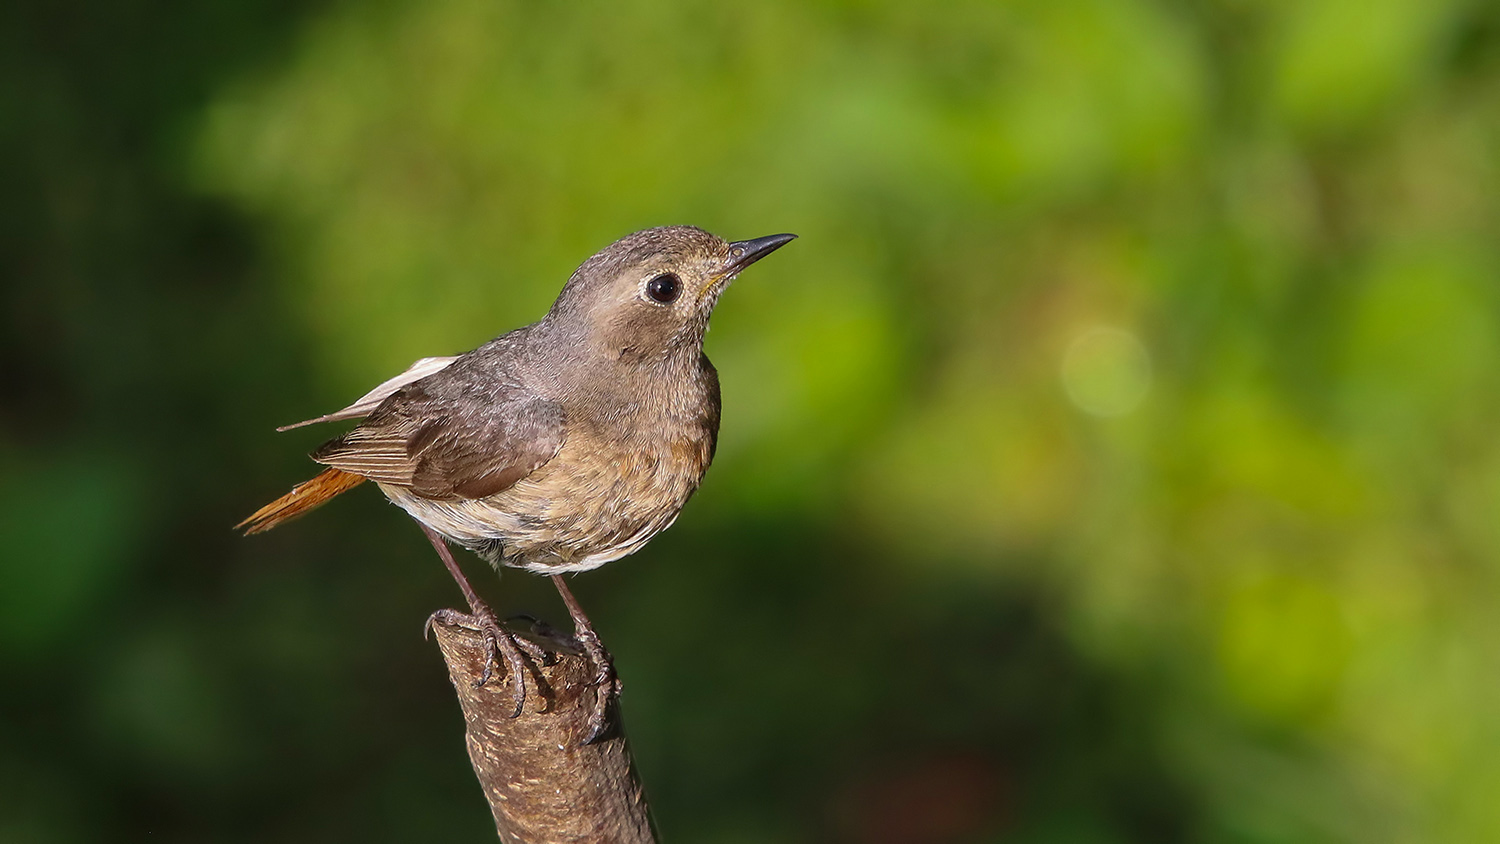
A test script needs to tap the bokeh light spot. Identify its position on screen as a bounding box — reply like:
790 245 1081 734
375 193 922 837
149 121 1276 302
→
1060 325 1151 417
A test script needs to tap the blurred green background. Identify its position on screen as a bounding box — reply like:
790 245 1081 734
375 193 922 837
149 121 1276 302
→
4 0 1500 841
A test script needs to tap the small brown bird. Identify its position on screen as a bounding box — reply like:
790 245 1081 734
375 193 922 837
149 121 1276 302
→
239 226 795 741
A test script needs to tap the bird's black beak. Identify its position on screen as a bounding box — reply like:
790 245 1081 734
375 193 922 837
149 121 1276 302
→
725 233 797 275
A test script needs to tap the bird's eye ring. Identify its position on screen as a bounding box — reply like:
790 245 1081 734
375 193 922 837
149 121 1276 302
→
645 273 681 304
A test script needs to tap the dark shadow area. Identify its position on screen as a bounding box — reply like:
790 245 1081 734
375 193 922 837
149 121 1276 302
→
0 2 496 841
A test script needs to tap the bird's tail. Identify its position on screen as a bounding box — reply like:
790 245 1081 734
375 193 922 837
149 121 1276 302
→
237 467 366 534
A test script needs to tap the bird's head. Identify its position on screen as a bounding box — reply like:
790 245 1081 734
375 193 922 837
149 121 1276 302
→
545 225 795 366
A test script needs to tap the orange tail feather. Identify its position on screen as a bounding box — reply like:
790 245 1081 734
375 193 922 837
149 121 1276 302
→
237 467 366 534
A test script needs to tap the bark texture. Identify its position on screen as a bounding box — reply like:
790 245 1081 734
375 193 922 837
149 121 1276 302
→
430 618 657 843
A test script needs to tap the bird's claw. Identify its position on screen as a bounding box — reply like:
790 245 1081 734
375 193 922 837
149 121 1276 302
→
425 606 529 718
571 627 622 744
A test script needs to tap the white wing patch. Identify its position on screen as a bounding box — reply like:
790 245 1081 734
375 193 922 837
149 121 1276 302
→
277 356 460 432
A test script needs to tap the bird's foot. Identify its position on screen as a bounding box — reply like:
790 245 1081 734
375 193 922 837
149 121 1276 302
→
547 574 621 744
503 614 571 666
424 606 531 718
569 625 621 745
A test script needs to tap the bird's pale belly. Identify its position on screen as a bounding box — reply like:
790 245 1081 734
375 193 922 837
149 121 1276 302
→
380 426 713 574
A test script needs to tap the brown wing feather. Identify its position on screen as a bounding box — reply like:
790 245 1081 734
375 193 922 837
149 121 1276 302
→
311 369 567 501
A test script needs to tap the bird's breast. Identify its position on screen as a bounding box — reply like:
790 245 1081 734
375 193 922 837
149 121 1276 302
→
544 417 715 527
388 411 715 573
383 361 721 572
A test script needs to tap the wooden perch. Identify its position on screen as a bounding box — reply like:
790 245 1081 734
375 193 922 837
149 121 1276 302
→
429 616 658 843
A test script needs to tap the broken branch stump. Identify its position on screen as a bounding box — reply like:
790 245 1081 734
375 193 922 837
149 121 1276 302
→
429 618 657 843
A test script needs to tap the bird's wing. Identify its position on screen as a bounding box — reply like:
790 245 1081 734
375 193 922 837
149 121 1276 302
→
309 373 566 501
276 356 460 431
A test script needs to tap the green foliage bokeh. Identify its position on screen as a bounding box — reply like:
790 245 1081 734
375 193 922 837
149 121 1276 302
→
4 0 1500 841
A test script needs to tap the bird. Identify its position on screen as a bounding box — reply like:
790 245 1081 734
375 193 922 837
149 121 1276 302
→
238 225 796 742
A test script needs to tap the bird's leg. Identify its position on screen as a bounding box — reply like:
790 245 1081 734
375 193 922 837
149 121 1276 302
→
550 574 619 744
418 524 529 718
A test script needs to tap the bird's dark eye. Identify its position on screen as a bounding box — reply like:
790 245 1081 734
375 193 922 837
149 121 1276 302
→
645 273 681 304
